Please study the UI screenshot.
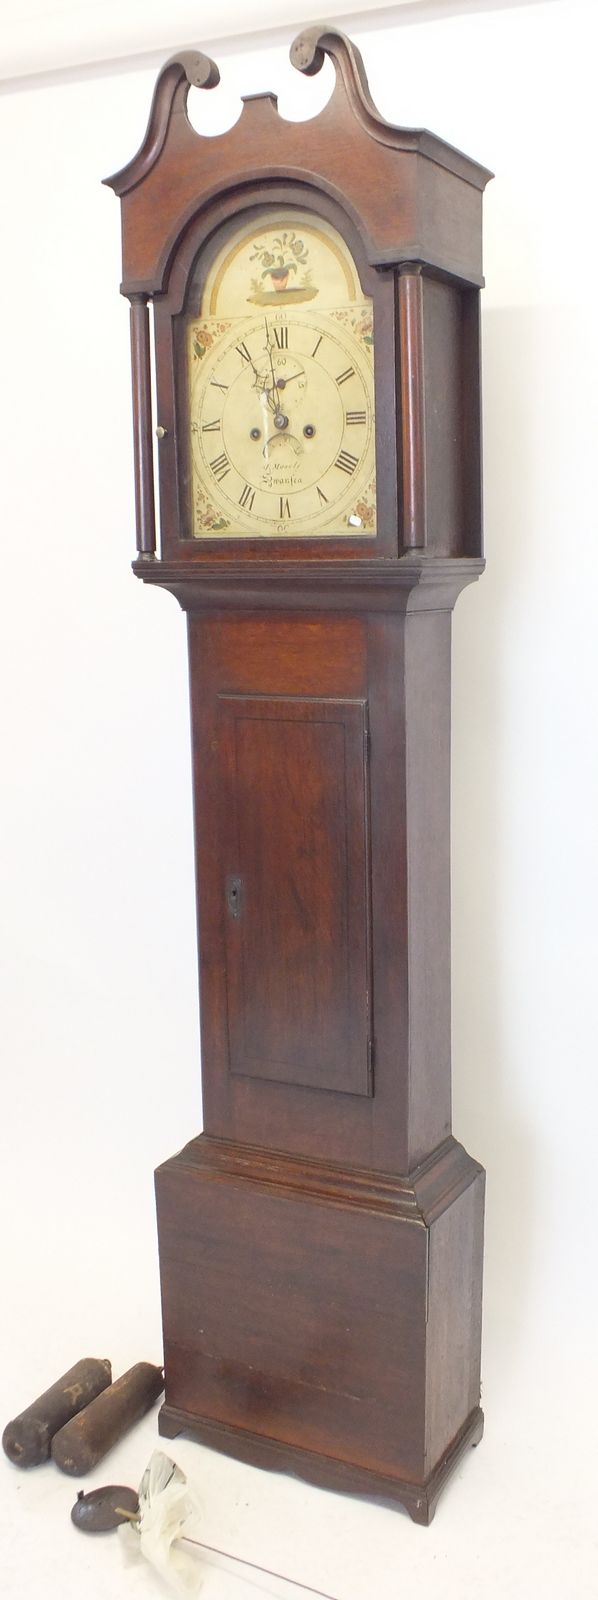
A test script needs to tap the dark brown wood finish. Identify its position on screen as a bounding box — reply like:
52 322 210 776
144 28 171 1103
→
104 36 491 294
398 266 426 549
185 599 471 1175
129 295 156 557
155 1132 484 1524
105 26 492 1524
219 692 372 1097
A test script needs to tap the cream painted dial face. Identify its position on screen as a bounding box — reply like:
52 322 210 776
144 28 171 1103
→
185 210 376 538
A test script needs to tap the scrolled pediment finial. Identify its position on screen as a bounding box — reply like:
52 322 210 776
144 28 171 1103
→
290 24 376 114
289 24 492 189
174 49 220 92
103 47 220 196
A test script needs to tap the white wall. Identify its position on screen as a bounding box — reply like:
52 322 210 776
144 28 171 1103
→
0 0 426 78
1 5 596 1596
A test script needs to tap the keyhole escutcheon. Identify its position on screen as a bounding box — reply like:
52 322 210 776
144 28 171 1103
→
226 874 243 920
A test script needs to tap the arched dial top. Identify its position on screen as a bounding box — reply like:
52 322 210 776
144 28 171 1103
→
184 208 376 540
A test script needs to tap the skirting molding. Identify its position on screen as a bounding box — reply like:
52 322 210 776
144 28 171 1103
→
158 1401 485 1524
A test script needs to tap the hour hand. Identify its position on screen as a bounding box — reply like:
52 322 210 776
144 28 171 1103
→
264 318 278 385
247 356 270 393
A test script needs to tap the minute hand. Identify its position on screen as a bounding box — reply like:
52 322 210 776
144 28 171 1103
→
264 318 276 379
263 319 287 419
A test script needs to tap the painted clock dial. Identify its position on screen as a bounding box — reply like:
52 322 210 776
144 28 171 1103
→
185 209 376 538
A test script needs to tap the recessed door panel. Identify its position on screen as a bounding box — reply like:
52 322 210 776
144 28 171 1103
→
219 695 371 1096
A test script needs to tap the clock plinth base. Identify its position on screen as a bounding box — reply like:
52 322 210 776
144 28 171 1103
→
155 1134 484 1524
157 1400 484 1525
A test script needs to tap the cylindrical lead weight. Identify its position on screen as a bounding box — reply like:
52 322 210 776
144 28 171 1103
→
51 1361 164 1475
2 1357 112 1468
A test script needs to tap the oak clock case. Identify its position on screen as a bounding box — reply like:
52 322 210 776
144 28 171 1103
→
105 28 492 1526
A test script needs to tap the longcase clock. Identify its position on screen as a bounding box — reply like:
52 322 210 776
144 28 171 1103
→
105 28 492 1524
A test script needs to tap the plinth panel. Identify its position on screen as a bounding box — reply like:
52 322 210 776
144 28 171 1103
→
155 1135 485 1504
157 1151 426 1479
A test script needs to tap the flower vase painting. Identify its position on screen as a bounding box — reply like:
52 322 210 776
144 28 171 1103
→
248 229 319 304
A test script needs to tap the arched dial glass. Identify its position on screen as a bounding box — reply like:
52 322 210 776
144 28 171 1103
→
184 209 376 538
